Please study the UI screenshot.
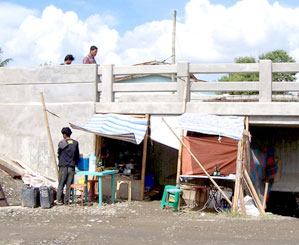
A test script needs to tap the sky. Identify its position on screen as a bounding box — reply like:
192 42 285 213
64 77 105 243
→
1 0 299 67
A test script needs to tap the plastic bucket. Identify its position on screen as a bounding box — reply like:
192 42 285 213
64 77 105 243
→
78 154 89 171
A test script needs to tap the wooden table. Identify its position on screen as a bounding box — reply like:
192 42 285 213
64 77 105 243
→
179 175 236 212
73 170 118 206
180 174 236 181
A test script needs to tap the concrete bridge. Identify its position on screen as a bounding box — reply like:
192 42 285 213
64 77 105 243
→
0 60 299 178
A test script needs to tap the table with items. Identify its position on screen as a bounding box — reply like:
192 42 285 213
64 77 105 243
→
180 174 236 212
73 170 118 206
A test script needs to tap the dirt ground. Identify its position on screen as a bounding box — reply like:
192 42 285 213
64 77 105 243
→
1 172 299 245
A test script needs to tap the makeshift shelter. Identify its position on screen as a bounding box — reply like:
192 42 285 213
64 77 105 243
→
158 113 268 214
71 113 150 200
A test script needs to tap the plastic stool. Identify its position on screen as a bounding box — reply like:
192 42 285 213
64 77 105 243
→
88 179 99 201
160 185 182 212
115 180 132 202
70 183 87 206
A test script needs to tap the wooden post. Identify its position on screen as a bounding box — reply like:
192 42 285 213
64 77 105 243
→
162 118 232 206
239 181 246 214
40 92 59 180
176 131 184 184
243 169 266 214
140 114 150 201
232 141 243 214
263 182 269 210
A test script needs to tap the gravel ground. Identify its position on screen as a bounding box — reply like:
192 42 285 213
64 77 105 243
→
1 172 299 245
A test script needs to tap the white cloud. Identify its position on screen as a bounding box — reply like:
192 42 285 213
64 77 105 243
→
0 2 36 45
2 0 299 67
3 5 119 66
175 0 299 62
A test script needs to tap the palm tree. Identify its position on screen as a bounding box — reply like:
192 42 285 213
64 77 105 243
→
0 48 12 67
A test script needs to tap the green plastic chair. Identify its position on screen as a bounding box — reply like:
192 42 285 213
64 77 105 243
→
160 185 182 212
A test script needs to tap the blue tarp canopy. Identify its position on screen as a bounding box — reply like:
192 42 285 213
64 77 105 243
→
70 114 147 144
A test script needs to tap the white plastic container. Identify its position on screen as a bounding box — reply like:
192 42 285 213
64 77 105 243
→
88 152 97 172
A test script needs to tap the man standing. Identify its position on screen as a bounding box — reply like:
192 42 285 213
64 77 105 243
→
56 127 80 205
83 46 98 64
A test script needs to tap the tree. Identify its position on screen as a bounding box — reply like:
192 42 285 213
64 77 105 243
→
219 56 258 84
259 49 296 82
219 49 296 95
0 48 12 67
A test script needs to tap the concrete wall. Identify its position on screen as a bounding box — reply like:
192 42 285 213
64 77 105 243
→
0 65 98 179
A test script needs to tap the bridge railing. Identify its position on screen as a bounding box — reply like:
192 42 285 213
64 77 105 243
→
98 60 299 103
96 60 299 116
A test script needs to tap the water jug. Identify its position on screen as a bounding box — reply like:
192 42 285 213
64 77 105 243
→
39 186 54 209
89 152 96 172
21 186 40 208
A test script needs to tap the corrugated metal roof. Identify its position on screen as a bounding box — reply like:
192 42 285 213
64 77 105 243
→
115 60 206 83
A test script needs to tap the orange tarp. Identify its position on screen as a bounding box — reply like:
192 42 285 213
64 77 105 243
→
182 136 238 175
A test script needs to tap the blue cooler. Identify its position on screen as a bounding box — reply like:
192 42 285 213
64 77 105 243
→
77 154 89 171
145 174 154 189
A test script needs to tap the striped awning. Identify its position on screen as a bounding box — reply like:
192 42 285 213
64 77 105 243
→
70 114 147 144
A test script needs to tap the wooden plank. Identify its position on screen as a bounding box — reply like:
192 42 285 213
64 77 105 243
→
263 182 269 210
232 141 243 214
40 92 59 180
0 163 21 179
